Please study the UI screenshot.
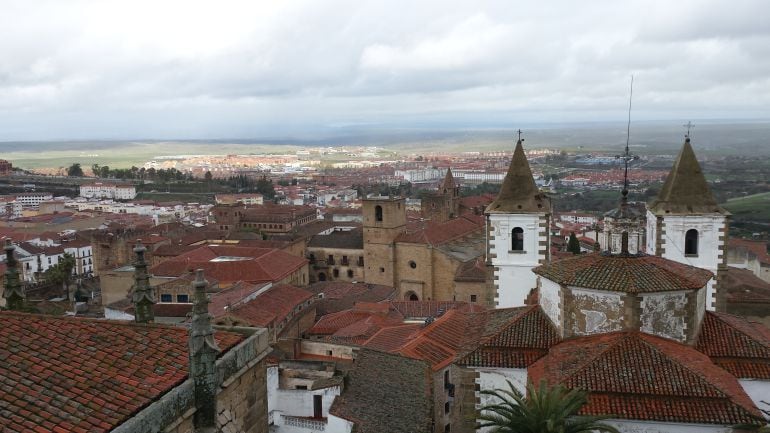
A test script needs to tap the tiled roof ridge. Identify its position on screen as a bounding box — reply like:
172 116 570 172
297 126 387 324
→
475 305 535 346
634 333 730 400
557 332 641 385
706 311 770 352
398 309 470 370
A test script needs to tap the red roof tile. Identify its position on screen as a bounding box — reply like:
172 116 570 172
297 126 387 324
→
534 253 713 293
149 244 307 285
397 214 484 246
212 283 312 328
529 332 763 425
696 311 770 379
0 312 242 433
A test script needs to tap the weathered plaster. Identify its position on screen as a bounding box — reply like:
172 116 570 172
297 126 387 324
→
640 292 688 342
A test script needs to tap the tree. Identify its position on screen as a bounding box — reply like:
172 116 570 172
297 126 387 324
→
568 232 581 255
67 163 84 177
204 171 213 182
479 380 620 433
44 253 76 300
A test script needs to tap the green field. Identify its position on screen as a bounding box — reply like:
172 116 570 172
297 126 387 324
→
723 192 770 221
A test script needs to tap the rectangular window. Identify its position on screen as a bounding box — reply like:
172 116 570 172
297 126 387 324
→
160 294 172 303
470 295 477 303
176 294 189 303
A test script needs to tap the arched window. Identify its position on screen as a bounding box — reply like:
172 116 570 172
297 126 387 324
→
685 229 699 256
407 292 419 301
375 205 383 222
621 231 629 253
511 227 524 251
318 272 327 281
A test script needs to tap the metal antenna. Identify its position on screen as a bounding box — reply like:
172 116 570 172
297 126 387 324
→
683 121 694 139
617 75 636 203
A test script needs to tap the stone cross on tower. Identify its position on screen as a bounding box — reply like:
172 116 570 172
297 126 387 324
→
517 129 523 142
188 269 220 433
2 239 25 311
131 240 155 323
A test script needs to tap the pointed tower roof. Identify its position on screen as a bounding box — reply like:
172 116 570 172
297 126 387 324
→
486 140 550 214
441 167 456 191
649 137 728 216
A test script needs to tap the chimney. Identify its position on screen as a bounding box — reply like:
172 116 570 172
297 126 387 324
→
189 269 220 433
131 240 155 323
3 239 25 311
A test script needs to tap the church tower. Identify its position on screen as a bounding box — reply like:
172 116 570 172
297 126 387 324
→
421 167 461 222
602 138 645 255
646 136 729 311
363 196 406 287
485 138 551 308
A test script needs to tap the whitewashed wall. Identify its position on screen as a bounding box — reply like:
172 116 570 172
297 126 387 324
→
640 291 689 342
475 368 529 433
539 278 561 332
489 213 548 308
568 287 624 336
739 379 770 419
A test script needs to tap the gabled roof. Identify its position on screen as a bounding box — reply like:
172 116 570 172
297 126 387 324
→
529 331 763 426
454 257 487 282
397 214 484 246
696 311 770 379
329 350 433 433
649 137 728 215
486 140 551 214
149 244 307 285
533 253 713 293
457 306 561 368
211 283 313 328
0 312 243 433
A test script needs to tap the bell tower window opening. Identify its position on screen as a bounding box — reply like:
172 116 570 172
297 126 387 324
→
685 229 699 256
375 205 383 222
511 227 524 251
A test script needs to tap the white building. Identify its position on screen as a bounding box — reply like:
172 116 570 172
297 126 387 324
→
0 196 22 219
14 192 54 209
485 139 551 308
79 182 137 200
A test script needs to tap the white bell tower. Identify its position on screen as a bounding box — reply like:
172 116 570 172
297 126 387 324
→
485 136 551 308
646 136 729 311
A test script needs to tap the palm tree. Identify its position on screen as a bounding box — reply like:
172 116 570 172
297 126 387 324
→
478 380 619 433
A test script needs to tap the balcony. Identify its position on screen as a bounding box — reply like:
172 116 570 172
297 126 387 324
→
281 415 326 432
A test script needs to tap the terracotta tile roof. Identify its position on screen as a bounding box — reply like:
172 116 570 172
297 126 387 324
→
724 266 770 304
533 253 713 293
363 324 423 352
454 257 487 282
458 306 561 368
399 309 482 370
329 349 432 433
396 214 484 246
308 227 363 249
149 244 307 285
389 300 485 318
0 312 242 433
305 282 396 316
529 331 763 426
212 283 313 328
696 311 770 379
729 238 770 265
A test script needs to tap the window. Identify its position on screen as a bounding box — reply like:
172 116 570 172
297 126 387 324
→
685 229 699 256
358 256 364 266
470 294 477 303
511 227 524 251
379 267 385 273
333 269 339 278
444 402 450 414
444 370 450 386
409 260 417 269
295 385 308 390
375 205 383 222
621 231 629 253
444 423 450 432
328 254 334 265
347 269 354 278
160 294 172 302
177 294 189 303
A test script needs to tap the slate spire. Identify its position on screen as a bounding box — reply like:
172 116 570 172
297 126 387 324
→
649 137 727 215
486 139 550 214
441 167 456 191
3 239 25 311
131 241 155 323
188 269 220 433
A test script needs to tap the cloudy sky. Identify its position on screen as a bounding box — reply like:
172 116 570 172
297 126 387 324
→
1 0 769 140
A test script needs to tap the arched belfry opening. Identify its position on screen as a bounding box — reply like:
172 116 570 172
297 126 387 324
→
685 229 699 256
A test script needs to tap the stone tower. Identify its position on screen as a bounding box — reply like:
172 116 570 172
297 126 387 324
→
603 193 646 255
131 241 156 323
421 168 461 223
646 136 729 311
362 196 406 287
485 139 551 308
3 239 25 311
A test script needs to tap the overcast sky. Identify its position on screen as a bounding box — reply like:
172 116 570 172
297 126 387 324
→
1 0 769 140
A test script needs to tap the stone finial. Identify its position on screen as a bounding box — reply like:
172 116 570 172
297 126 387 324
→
131 241 155 323
3 239 25 311
188 269 220 432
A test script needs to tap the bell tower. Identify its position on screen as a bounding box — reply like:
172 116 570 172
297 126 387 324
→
363 196 406 287
485 136 551 308
646 135 729 311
